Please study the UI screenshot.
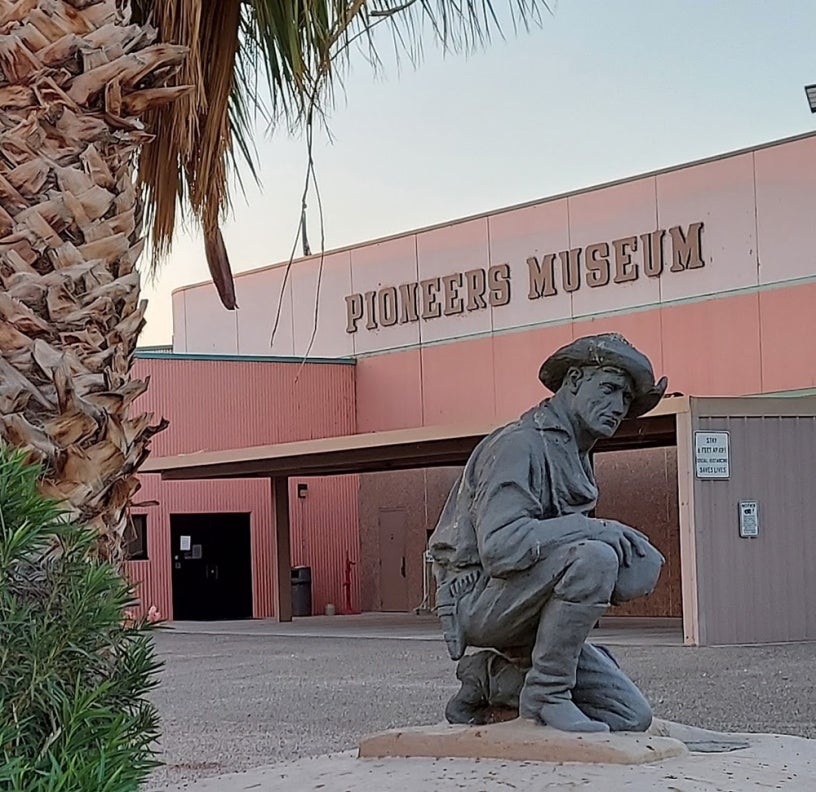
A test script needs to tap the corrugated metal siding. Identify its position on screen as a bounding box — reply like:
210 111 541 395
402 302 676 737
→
125 475 361 622
595 448 682 618
290 475 361 614
125 475 274 620
694 415 816 645
123 357 358 621
132 357 356 455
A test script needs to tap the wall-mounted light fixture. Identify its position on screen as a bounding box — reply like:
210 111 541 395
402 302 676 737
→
297 483 308 499
805 84 816 113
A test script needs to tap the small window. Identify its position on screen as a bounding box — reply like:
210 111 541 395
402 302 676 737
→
126 514 148 561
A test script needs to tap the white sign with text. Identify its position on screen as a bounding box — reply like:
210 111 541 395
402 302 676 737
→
695 431 730 479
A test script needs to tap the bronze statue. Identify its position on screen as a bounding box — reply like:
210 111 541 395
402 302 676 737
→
429 333 668 733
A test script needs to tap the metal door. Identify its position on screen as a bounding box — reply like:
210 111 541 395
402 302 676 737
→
378 507 409 611
170 513 253 620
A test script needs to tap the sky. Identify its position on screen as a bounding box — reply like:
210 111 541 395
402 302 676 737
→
137 0 816 347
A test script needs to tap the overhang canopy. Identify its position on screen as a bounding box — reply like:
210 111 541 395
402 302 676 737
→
142 396 689 480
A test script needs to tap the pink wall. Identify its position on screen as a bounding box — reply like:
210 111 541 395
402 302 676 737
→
132 356 356 454
147 132 816 627
356 281 812 431
125 356 359 620
172 133 816 363
126 474 360 621
289 474 361 615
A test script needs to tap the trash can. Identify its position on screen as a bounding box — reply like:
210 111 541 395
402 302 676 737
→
291 566 312 617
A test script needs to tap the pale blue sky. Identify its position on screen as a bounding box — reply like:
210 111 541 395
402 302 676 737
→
138 0 816 346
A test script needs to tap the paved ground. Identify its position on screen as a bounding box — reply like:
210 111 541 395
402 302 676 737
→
154 737 816 792
168 613 684 646
145 617 816 790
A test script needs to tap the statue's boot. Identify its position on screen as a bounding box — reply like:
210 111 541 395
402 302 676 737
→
519 599 610 733
445 652 491 724
445 651 528 724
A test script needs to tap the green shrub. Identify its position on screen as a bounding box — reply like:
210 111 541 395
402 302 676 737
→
0 446 162 791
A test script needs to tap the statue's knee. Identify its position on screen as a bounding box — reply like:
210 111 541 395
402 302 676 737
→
619 698 652 733
556 541 618 602
574 540 619 575
612 544 663 603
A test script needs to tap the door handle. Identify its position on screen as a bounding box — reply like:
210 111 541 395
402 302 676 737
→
400 557 406 578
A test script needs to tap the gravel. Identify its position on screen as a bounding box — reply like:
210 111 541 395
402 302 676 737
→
145 631 816 790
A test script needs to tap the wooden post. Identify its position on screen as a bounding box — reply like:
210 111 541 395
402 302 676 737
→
272 476 292 622
675 408 699 647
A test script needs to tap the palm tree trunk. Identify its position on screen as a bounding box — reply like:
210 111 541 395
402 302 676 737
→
0 0 183 563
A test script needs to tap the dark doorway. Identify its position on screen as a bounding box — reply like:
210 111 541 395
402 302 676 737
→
171 513 253 620
378 507 409 611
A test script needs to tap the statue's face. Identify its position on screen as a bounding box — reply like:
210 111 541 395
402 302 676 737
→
569 366 634 439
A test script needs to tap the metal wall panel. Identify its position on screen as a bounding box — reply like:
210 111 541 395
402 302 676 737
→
289 475 361 614
124 357 358 621
357 468 461 612
131 357 356 456
126 476 274 620
127 475 363 621
172 134 816 361
693 414 816 645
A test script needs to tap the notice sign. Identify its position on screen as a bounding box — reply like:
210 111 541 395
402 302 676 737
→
739 500 759 537
695 431 730 479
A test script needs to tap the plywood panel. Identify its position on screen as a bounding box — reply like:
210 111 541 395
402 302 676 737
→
595 448 681 618
358 469 426 612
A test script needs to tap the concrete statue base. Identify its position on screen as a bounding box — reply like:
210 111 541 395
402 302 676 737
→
358 718 688 764
159 728 816 791
357 717 749 765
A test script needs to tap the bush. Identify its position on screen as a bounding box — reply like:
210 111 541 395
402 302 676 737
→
0 446 162 791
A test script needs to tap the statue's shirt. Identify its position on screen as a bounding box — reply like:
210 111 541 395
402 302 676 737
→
429 400 598 579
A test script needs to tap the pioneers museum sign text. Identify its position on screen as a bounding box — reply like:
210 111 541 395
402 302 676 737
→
344 221 704 333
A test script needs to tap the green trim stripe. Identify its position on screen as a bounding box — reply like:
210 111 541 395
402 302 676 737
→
135 351 356 365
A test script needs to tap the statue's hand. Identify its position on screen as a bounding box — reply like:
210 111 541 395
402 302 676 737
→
592 519 655 568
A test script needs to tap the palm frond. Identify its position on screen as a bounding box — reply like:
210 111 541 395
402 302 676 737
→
136 0 550 309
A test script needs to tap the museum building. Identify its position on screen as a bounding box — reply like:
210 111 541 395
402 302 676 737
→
126 131 816 646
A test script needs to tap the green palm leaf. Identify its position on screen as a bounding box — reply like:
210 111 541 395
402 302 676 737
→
136 0 549 308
